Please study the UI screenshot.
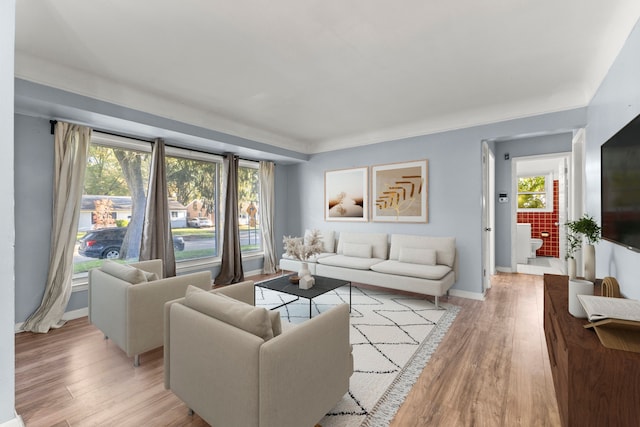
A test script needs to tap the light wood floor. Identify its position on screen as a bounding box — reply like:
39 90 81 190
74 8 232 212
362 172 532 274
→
15 273 560 426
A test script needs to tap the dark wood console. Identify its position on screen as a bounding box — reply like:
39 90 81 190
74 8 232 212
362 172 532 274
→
543 274 640 426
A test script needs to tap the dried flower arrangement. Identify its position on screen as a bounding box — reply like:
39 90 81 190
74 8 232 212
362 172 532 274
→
283 229 324 261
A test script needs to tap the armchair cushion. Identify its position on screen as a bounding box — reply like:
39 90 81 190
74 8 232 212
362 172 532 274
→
101 259 148 284
184 286 277 341
143 271 159 281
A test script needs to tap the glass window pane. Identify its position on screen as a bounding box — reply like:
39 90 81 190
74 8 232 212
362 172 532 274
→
74 144 150 275
238 165 261 252
517 175 548 209
166 155 218 261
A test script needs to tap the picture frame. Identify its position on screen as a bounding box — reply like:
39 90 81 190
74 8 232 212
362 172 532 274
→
371 159 428 223
324 167 369 222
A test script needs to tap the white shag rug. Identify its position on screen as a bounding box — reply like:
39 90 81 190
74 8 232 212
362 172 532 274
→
255 284 460 427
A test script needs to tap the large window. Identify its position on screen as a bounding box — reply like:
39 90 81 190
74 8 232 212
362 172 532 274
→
165 147 220 262
74 134 151 274
517 174 552 212
73 133 263 278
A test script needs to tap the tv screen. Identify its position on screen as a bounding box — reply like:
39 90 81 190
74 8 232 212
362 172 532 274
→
601 113 640 252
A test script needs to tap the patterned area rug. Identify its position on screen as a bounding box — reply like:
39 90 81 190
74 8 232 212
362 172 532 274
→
255 284 460 427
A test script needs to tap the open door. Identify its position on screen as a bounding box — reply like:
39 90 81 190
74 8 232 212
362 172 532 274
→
482 141 496 292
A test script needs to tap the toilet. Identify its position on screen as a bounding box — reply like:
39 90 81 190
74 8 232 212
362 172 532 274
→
530 238 543 258
516 223 543 263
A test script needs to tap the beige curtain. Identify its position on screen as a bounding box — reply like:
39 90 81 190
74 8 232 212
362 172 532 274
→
215 154 244 285
140 138 176 277
259 161 277 274
23 122 91 333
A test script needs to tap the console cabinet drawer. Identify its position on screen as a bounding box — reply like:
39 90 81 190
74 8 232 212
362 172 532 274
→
543 274 640 427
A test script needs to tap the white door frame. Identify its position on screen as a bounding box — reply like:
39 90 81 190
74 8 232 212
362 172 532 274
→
482 141 496 292
510 152 572 271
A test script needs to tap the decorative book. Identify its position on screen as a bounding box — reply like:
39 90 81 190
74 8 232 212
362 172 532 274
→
578 294 640 353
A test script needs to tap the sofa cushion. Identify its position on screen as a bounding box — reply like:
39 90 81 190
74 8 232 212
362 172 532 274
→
337 232 389 260
342 242 372 259
370 260 452 280
399 247 436 265
389 234 456 267
100 259 148 284
317 254 385 270
184 286 275 341
305 229 335 253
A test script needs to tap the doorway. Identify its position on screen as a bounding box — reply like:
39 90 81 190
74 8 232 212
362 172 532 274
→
511 153 569 275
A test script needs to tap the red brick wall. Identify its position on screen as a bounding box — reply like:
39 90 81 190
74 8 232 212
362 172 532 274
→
516 180 559 258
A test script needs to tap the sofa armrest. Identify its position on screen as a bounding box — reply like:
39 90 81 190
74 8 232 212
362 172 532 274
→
259 304 352 427
211 280 255 305
125 270 212 356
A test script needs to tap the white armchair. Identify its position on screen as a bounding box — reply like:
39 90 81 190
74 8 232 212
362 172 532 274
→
164 280 353 427
88 259 211 366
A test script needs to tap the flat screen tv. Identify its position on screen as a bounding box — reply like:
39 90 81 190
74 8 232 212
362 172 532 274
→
601 112 640 252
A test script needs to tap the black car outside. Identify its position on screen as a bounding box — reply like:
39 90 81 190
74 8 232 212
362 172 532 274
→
78 227 185 259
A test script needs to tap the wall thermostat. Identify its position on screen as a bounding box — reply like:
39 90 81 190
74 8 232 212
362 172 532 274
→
498 193 508 203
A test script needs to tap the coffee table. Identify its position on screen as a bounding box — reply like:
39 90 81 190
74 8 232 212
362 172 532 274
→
255 274 351 318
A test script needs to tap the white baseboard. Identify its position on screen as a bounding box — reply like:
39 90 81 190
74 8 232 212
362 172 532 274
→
496 266 513 273
0 414 24 427
448 288 486 301
62 307 89 321
244 268 264 278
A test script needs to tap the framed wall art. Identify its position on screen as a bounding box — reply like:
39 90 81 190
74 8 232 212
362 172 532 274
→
371 159 428 223
324 167 368 221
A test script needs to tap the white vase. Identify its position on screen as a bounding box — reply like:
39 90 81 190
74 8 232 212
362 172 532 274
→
584 244 596 282
298 261 310 278
568 279 594 318
567 258 576 279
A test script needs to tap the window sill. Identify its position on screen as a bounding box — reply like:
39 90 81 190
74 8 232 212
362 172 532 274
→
71 252 264 291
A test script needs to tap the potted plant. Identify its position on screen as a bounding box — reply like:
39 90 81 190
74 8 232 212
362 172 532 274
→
566 214 601 282
282 229 324 282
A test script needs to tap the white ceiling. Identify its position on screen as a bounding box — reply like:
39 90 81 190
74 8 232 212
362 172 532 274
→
14 1 640 155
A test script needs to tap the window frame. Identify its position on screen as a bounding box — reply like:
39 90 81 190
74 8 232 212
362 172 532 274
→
517 173 553 213
72 133 266 289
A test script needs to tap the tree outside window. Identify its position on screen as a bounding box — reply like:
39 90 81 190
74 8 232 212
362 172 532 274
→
238 163 261 252
518 175 548 210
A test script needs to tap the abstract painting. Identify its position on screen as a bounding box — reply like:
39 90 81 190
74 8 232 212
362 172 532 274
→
372 160 428 222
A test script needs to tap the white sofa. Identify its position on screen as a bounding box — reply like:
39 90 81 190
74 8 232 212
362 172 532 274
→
280 231 457 308
164 281 353 427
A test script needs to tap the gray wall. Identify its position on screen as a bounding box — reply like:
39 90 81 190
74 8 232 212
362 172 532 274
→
493 133 573 268
14 115 54 322
1 0 15 422
282 110 586 297
586 18 640 298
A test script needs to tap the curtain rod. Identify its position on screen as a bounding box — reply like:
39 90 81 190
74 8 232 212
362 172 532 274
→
50 120 266 164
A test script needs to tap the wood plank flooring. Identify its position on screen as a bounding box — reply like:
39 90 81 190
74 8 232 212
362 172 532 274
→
15 273 560 426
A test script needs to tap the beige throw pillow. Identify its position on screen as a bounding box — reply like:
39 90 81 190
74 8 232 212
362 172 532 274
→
100 259 148 284
343 242 373 258
185 286 276 341
399 247 437 265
